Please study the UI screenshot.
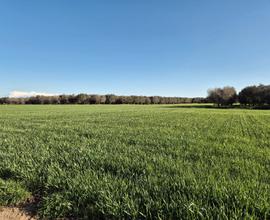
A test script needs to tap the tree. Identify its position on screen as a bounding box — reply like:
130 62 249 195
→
238 86 256 105
239 84 270 106
89 95 104 104
207 86 237 106
76 94 89 104
59 95 70 104
105 94 117 104
26 96 42 104
100 95 106 104
68 95 77 104
264 85 270 105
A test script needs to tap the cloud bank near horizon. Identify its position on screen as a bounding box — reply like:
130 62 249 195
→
9 91 58 98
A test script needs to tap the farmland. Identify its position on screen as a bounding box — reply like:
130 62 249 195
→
0 105 269 219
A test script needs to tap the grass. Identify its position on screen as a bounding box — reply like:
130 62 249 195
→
0 104 269 219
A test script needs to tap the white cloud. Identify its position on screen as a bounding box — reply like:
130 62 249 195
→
9 91 58 98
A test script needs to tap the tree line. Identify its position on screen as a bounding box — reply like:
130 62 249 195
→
1 84 269 106
0 94 207 105
207 84 270 107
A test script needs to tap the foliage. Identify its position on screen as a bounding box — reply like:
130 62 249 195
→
239 84 270 106
0 94 207 105
207 86 237 106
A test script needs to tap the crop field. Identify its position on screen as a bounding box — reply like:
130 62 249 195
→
0 105 269 219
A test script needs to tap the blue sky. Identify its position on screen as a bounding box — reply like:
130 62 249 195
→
1 0 270 97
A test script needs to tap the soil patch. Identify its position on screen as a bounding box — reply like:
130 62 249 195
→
0 207 37 220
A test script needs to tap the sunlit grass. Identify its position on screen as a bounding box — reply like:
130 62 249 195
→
0 105 269 219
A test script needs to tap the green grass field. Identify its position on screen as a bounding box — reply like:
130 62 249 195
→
0 105 269 219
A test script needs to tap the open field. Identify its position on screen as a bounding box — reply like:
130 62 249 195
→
0 105 269 219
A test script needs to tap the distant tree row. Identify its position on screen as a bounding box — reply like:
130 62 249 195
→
0 94 207 105
207 84 270 107
2 84 268 106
